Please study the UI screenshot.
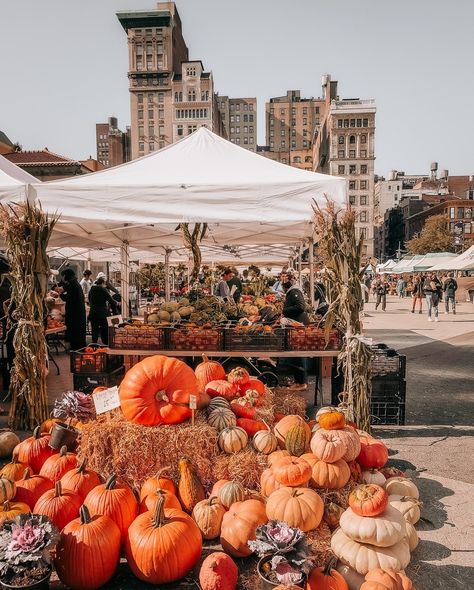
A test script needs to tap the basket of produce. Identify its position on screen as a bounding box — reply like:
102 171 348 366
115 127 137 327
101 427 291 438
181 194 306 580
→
224 323 286 351
70 344 123 374
108 322 166 350
286 325 342 351
167 324 224 351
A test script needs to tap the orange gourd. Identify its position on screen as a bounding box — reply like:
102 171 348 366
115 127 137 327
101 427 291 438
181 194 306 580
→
266 486 324 532
230 401 256 419
199 552 238 590
318 410 346 431
0 451 29 482
125 494 202 585
140 488 181 513
15 426 57 473
14 468 53 509
178 457 206 513
272 456 312 487
306 563 349 590
360 568 415 590
220 499 267 557
349 484 388 517
39 446 77 483
55 505 121 590
260 468 282 497
119 355 199 426
0 500 30 526
33 481 82 531
236 418 267 437
274 415 311 449
140 467 177 501
240 378 265 396
302 454 351 490
195 355 226 391
60 459 101 500
84 474 138 543
357 438 389 469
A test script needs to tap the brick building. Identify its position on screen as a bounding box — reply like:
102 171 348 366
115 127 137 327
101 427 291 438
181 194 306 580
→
217 96 257 150
96 117 131 168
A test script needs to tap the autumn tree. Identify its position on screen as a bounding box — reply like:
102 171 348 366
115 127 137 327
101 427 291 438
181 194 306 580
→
406 214 455 254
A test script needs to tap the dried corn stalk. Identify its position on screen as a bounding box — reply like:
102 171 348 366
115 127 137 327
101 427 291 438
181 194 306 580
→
0 202 58 430
313 200 373 432
178 223 207 281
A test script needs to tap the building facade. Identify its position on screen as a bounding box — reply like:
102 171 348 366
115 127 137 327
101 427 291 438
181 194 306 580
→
313 75 376 259
217 96 257 149
374 171 429 226
96 117 131 168
2 148 95 181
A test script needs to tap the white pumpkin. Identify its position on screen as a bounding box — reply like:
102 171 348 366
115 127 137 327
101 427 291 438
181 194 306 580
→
361 469 386 487
331 528 411 575
339 506 407 548
405 521 419 552
335 562 366 590
253 429 278 455
385 476 419 499
0 431 21 459
310 429 346 463
389 494 421 524
208 408 237 431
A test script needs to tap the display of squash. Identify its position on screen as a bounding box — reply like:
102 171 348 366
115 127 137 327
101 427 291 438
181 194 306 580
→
339 505 407 548
15 426 57 473
306 563 349 590
388 495 421 525
218 426 248 454
178 457 206 513
220 499 267 557
0 500 30 526
349 484 388 517
323 501 345 529
219 480 246 509
266 486 323 532
274 415 311 449
285 416 310 456
357 438 388 470
227 367 250 387
192 497 226 540
260 468 282 497
140 467 177 501
39 446 77 483
301 454 351 489
119 355 200 426
206 380 238 400
195 355 226 391
33 481 82 531
125 494 202 585
13 468 53 509
272 456 312 487
208 396 232 411
253 426 278 455
360 568 415 590
331 528 411 575
55 505 121 590
0 431 20 459
208 408 237 431
199 552 238 590
236 418 267 438
384 476 419 499
0 451 29 482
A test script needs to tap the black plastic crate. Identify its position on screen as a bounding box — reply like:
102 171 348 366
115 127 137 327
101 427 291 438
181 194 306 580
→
372 352 406 378
70 345 123 374
108 324 165 350
224 327 286 352
167 326 224 351
73 366 125 394
371 381 406 425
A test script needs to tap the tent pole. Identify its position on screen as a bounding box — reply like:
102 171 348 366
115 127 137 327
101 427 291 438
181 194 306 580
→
121 242 130 318
309 234 315 308
164 248 171 301
298 243 303 284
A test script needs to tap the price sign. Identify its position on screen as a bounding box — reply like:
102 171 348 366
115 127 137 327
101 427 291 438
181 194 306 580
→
92 386 121 415
189 395 197 410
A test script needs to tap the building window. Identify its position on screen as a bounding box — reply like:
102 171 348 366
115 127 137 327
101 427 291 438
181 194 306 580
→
188 90 196 101
281 140 286 148
338 120 343 128
236 115 240 123
148 125 154 137
363 118 368 127
291 140 296 148
249 126 254 133
244 137 248 144
303 118 308 125
249 114 254 122
280 108 285 115
148 109 154 119
292 107 296 115
350 119 355 127
464 222 472 234
138 125 144 137
457 207 465 219
338 149 345 158
270 141 274 148
139 141 144 151
186 66 196 77
338 136 344 144
236 103 240 110
360 149 367 158
344 120 349 128
230 115 234 123
303 140 308 148
270 107 274 114
235 137 240 144
349 165 356 174
303 107 308 115
201 91 209 101
361 164 368 174
281 130 285 137
315 107 320 114
243 114 248 122
282 158 287 164
291 119 296 126
236 127 240 133
244 126 248 133
270 117 274 126
149 142 154 151
177 125 183 136
291 129 296 136
249 103 254 110
359 227 368 238
250 137 254 144
338 165 345 174
349 150 356 158
230 104 234 111
349 180 357 190
360 180 368 189
349 195 357 205
449 207 455 219
293 156 301 163
356 119 362 127
360 195 368 205
138 110 144 120
361 134 367 143
243 104 248 111
188 125 197 134
349 135 356 144
147 93 154 103
360 211 368 222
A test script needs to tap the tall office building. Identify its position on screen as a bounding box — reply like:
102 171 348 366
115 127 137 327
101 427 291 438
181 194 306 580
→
217 97 257 150
313 75 376 259
96 117 131 168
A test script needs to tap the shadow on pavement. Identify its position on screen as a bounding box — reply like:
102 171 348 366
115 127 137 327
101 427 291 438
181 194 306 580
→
406 563 474 590
380 426 473 439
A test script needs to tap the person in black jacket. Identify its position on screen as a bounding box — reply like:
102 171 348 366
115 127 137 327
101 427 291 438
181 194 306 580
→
59 269 87 351
88 277 119 345
443 273 458 314
411 275 424 314
281 272 309 390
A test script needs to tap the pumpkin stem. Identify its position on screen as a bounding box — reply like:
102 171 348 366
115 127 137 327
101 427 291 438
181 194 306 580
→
156 466 171 478
33 426 41 439
3 501 11 510
151 493 166 528
202 354 209 363
77 459 87 474
22 468 31 480
79 505 92 525
105 474 117 490
59 445 68 457
208 496 219 505
323 557 337 575
54 481 63 497
11 450 20 464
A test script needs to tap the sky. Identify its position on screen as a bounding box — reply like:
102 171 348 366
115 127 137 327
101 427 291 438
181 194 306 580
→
1 0 474 176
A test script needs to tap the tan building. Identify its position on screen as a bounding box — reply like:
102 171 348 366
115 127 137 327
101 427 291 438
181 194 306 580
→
96 117 131 168
261 90 325 170
217 97 257 150
313 75 376 259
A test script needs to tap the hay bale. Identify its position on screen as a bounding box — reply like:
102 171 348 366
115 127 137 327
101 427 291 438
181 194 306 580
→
273 387 307 418
306 521 333 566
78 411 219 492
213 447 267 490
254 388 275 424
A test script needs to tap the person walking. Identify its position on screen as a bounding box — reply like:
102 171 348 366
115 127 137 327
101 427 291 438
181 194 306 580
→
59 269 87 350
88 277 119 345
411 275 424 313
443 272 458 314
423 272 441 322
375 277 388 311
396 276 406 298
80 270 93 301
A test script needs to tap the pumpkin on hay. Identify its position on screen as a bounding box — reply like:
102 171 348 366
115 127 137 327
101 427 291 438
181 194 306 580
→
84 474 138 543
306 562 349 590
357 438 388 470
218 426 248 454
218 480 246 509
199 552 238 590
125 494 202 585
178 457 206 513
227 367 250 387
208 396 232 411
266 486 323 532
14 468 53 509
285 416 310 456
240 378 265 396
253 424 278 455
119 355 200 426
267 449 290 467
274 415 311 450
349 484 388 517
301 453 351 490
360 568 415 590
231 399 257 420
55 505 121 590
60 460 101 500
140 466 177 501
140 488 182 514
195 355 226 391
260 468 282 497
208 408 237 431
310 429 347 463
33 481 82 531
206 380 238 400
39 445 77 483
220 499 267 557
15 426 56 473
236 418 267 438
271 456 312 487
0 451 29 482
339 505 407 548
0 500 29 526
192 497 226 540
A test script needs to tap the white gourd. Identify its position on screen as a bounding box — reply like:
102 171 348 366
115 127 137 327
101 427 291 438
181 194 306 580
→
405 520 419 551
339 506 407 548
385 476 419 499
361 469 386 486
388 494 421 524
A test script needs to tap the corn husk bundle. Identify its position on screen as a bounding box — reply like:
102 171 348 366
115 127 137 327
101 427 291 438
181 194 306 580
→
0 202 58 430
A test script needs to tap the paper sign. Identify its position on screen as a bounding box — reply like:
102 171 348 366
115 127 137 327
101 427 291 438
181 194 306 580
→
107 315 123 327
189 395 197 410
93 386 121 414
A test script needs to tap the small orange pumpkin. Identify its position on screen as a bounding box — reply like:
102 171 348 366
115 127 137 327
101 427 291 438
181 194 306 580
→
272 456 312 487
318 410 346 431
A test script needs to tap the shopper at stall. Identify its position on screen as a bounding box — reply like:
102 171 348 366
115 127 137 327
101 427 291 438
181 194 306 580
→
375 277 388 311
411 275 424 314
396 276 406 298
80 270 93 301
227 269 243 303
443 272 458 314
217 268 233 302
88 277 119 345
423 272 442 322
281 271 309 391
59 269 87 351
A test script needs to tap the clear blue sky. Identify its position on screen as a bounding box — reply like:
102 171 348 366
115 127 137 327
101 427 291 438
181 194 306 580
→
1 0 473 176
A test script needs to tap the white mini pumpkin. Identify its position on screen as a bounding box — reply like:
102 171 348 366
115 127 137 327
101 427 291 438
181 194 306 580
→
339 505 407 548
388 494 421 524
385 476 419 499
405 520 419 551
361 469 386 487
253 429 278 455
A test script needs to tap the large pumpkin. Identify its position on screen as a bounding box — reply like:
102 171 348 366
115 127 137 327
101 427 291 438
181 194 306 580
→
349 484 388 517
15 426 56 473
178 457 206 513
125 494 202 584
310 429 347 463
0 451 29 482
274 415 311 449
357 438 388 469
220 499 267 557
33 481 82 531
267 449 290 467
330 529 410 576
14 468 53 509
260 468 282 497
140 467 177 501
84 474 138 543
140 488 182 514
0 500 29 526
119 355 200 426
361 568 415 590
272 456 312 487
306 563 349 590
339 506 407 548
301 454 351 490
266 487 323 532
39 446 77 483
55 505 121 590
60 460 101 500
206 380 238 400
195 355 226 391
192 497 226 540
199 552 238 590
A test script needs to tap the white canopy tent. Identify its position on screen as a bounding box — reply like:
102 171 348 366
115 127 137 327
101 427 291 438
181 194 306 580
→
412 252 455 271
427 245 474 271
0 155 38 202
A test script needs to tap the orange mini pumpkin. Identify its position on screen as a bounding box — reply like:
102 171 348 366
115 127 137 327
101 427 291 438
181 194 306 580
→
272 456 312 487
349 484 388 517
318 410 346 431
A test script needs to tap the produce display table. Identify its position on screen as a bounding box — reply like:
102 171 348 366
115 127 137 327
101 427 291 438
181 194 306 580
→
45 326 66 375
106 348 339 404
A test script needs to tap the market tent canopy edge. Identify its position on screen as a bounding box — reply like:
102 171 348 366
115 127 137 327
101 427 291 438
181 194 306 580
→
0 155 39 202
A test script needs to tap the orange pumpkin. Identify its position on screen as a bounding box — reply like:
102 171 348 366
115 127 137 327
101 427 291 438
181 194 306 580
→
274 415 311 449
349 484 388 517
357 438 389 469
301 454 351 490
60 459 101 500
260 468 282 497
39 418 61 434
236 418 267 437
360 568 415 590
119 355 200 426
195 355 226 391
0 451 29 482
206 380 238 400
84 474 138 543
39 446 77 483
266 487 324 532
15 426 57 473
140 488 182 514
125 494 202 585
199 552 238 590
240 378 265 396
267 449 290 467
14 468 54 509
272 456 312 487
220 499 267 557
55 505 121 590
0 500 30 526
318 410 346 430
306 563 349 590
140 467 177 501
227 367 250 387
33 481 82 530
